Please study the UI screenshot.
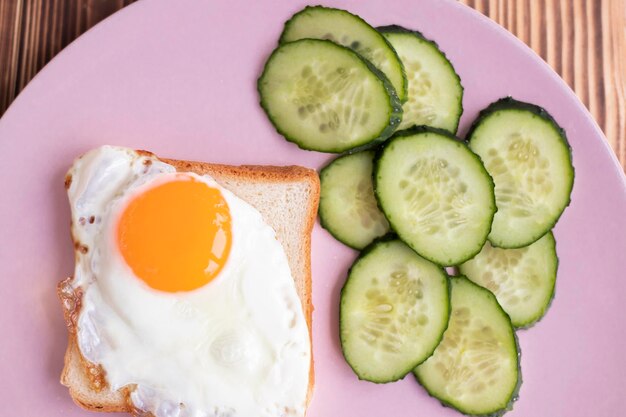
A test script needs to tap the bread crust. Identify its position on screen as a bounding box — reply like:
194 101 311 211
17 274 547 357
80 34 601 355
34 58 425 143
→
58 154 319 415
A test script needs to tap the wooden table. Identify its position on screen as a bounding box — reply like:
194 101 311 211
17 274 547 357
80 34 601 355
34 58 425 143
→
1 0 624 170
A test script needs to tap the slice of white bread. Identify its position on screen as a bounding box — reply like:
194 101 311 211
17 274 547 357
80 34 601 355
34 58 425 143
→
57 154 319 415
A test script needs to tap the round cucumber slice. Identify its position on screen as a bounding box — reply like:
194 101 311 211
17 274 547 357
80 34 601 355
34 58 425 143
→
467 97 574 248
319 151 390 249
459 231 558 328
415 276 521 416
374 127 496 266
280 6 408 102
340 238 450 383
258 39 402 153
379 26 463 133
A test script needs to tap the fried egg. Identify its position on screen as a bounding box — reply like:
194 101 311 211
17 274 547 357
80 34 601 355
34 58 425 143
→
66 146 311 417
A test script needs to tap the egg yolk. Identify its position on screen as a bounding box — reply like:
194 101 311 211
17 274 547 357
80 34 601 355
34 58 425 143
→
116 177 232 292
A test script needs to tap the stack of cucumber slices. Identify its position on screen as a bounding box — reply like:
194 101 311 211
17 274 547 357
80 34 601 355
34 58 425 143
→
259 5 574 416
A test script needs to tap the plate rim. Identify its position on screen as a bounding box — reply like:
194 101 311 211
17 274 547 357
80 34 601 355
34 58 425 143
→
1 0 623 187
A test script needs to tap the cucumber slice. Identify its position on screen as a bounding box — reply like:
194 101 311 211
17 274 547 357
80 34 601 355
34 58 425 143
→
280 6 408 102
258 39 402 153
467 97 574 248
379 26 463 133
459 231 558 328
415 276 521 416
340 238 450 383
319 151 390 249
374 127 496 266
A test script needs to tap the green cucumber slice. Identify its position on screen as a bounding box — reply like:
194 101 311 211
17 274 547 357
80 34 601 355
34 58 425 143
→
374 127 496 266
459 231 558 328
258 39 402 153
415 276 521 416
379 25 463 133
467 97 574 248
319 151 390 249
280 6 408 102
340 238 450 383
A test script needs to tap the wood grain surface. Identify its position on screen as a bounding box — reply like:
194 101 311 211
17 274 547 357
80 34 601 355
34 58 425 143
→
1 0 625 170
459 0 626 170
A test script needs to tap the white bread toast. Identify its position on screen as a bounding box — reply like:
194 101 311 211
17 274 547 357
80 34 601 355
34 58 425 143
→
58 154 319 415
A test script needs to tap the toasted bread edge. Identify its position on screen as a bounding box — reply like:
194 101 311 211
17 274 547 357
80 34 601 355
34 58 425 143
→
59 156 320 414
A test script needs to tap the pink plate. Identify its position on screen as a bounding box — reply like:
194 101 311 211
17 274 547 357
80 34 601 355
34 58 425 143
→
1 0 625 416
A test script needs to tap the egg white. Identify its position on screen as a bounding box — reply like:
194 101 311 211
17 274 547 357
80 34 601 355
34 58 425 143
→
67 146 311 417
